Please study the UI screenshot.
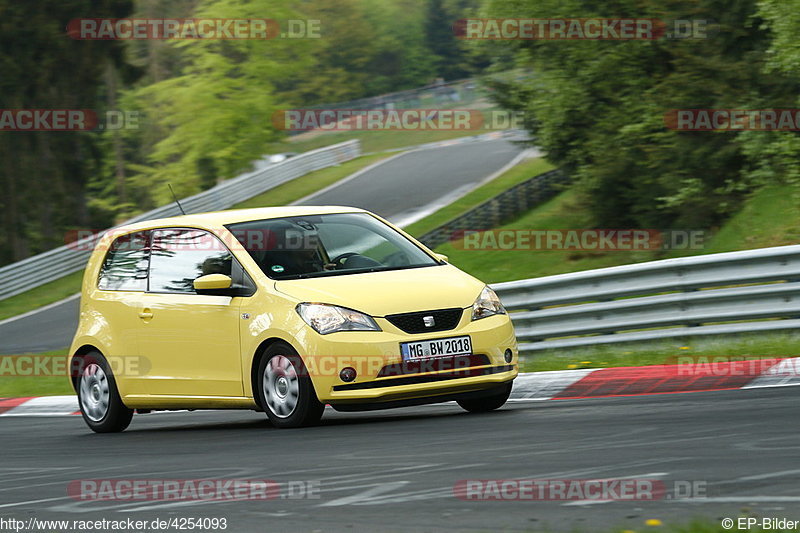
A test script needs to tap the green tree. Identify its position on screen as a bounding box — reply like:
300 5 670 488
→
425 0 470 80
127 0 314 206
737 0 800 193
487 0 799 229
0 0 133 264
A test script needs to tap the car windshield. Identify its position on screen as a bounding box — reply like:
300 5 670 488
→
226 212 440 280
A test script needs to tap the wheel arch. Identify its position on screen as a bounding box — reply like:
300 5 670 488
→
70 344 103 391
250 337 303 409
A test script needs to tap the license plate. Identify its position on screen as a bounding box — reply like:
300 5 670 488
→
400 335 472 361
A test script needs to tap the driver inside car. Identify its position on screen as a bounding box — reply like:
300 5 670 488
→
265 224 328 276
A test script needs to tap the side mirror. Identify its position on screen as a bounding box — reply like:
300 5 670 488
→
193 274 233 293
435 253 449 263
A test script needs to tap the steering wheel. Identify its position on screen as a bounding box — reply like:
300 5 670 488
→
330 252 361 266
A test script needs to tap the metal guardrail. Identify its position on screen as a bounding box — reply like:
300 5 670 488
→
418 169 568 249
0 140 361 301
490 244 800 353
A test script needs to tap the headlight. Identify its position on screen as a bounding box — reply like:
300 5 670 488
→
296 303 381 335
471 286 506 321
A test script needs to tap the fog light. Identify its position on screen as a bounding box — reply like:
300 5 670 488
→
504 349 514 363
339 367 357 382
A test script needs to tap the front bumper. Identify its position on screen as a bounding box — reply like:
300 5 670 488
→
297 311 518 404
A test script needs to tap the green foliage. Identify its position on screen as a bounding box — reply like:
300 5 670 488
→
425 0 469 80
1 0 481 268
83 0 462 229
128 0 312 205
735 0 800 195
0 0 133 264
487 0 800 229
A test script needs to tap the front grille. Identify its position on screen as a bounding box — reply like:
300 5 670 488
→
332 365 515 391
385 308 463 334
377 354 490 378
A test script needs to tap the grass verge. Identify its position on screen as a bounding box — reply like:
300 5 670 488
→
0 352 73 397
432 188 656 283
0 271 83 322
695 184 800 254
518 331 800 372
433 184 800 284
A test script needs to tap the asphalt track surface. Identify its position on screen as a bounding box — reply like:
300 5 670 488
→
0 138 524 355
298 138 524 225
1 387 799 532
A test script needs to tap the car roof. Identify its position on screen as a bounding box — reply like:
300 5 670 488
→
113 205 369 233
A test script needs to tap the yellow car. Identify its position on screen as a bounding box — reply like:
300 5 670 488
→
69 206 518 432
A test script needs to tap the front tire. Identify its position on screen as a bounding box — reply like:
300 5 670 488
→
257 343 324 428
76 351 133 433
457 382 513 413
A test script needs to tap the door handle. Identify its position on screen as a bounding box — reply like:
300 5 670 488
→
138 309 154 319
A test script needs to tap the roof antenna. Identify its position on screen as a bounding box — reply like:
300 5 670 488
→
168 184 186 215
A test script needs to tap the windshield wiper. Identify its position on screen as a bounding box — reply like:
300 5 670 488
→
272 263 439 280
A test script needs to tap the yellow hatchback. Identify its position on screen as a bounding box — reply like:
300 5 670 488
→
69 206 518 432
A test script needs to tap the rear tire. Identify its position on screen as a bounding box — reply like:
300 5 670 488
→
457 382 513 413
76 351 133 433
257 342 324 428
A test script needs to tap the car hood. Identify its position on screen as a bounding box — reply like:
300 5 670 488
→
273 264 485 316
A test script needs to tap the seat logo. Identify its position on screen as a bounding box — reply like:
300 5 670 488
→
423 316 435 328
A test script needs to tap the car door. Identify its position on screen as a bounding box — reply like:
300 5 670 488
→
136 228 244 397
92 230 150 395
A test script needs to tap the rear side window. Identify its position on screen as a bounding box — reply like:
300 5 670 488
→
148 229 233 294
98 231 150 291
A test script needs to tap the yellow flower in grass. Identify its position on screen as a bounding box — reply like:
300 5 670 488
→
567 364 578 369
645 518 663 527
679 346 690 350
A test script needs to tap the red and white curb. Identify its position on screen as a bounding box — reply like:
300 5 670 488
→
0 396 79 417
511 357 800 401
2 358 799 417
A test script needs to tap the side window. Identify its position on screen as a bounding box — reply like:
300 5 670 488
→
148 229 233 294
98 231 150 291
